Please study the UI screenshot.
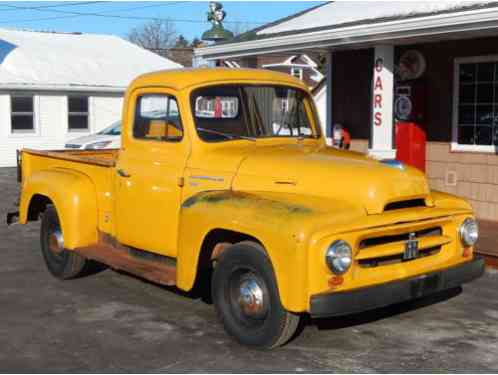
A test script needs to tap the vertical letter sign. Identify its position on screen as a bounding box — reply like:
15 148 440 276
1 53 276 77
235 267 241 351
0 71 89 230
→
374 58 384 127
370 45 394 159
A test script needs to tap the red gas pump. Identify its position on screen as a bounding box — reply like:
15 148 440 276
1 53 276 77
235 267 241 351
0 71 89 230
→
394 80 427 172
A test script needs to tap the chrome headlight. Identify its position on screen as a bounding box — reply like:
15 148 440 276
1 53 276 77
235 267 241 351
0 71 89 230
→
459 218 479 247
325 240 352 275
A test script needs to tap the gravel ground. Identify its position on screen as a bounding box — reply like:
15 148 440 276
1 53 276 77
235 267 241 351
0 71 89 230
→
1 167 498 373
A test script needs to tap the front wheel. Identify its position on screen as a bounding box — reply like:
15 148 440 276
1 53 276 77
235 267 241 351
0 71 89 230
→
212 241 300 348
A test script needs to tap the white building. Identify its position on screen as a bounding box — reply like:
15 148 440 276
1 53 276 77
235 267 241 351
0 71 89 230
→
0 28 181 167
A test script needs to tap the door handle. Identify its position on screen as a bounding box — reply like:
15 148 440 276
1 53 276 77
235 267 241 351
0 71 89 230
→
117 169 131 178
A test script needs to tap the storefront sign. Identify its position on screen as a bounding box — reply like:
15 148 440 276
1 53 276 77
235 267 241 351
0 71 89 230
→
373 57 384 127
369 45 395 159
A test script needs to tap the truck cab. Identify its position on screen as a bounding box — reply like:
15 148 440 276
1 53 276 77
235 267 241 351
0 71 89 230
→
9 68 484 349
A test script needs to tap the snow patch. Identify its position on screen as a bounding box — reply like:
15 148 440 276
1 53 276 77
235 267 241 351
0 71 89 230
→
258 1 494 36
0 28 182 89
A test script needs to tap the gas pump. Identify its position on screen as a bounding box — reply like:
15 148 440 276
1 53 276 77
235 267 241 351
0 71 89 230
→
394 50 427 172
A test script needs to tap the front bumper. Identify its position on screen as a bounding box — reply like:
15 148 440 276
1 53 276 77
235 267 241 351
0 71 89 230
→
310 256 485 318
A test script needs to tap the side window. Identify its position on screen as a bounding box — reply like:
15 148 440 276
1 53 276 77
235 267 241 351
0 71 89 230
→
133 94 183 142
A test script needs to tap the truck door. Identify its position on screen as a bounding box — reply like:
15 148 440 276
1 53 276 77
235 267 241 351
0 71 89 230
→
115 88 189 257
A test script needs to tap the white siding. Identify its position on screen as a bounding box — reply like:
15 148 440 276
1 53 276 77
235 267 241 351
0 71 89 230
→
0 92 123 167
91 96 123 133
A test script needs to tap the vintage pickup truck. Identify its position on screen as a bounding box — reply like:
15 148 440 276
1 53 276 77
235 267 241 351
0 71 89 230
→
8 68 484 348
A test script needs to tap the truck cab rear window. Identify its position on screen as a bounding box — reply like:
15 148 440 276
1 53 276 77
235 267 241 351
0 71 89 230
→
133 94 183 142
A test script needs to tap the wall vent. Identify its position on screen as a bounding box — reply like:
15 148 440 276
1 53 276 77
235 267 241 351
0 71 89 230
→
445 170 457 186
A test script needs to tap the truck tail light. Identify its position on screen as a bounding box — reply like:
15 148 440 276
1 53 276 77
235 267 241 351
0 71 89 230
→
16 149 22 183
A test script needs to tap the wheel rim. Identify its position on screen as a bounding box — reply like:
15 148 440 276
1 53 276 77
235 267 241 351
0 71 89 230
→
49 228 64 255
228 270 269 326
45 213 67 265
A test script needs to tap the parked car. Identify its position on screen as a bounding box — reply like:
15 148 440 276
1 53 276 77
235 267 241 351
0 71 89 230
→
65 121 121 149
7 68 484 349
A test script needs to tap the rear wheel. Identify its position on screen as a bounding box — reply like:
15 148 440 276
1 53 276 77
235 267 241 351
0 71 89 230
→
212 241 300 348
40 205 89 279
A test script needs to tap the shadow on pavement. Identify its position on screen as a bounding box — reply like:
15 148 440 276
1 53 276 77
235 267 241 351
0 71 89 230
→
306 286 462 331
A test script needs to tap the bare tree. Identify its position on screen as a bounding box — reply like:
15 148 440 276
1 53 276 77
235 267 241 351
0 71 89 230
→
127 19 177 52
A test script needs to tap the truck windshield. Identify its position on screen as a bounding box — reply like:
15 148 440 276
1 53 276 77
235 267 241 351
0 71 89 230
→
191 85 320 142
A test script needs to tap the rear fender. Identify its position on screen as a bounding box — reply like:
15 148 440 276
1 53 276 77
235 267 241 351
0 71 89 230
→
19 169 98 249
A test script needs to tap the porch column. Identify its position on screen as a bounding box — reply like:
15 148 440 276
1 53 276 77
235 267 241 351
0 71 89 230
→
368 45 396 159
325 50 333 144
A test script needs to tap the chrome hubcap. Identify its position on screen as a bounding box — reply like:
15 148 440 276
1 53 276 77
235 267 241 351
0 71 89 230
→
237 276 267 319
49 228 64 254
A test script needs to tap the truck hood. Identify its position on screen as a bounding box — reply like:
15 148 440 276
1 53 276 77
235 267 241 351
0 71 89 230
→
232 144 431 215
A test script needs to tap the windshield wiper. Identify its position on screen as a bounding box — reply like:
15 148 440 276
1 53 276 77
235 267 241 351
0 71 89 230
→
197 127 256 142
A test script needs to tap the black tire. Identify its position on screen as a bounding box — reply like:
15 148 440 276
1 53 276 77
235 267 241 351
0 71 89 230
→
212 241 300 349
40 205 88 279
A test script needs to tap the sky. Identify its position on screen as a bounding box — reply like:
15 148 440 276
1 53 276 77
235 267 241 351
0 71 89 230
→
0 1 323 42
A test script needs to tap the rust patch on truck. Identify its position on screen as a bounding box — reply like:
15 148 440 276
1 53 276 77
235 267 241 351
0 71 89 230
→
182 191 312 215
211 242 232 260
75 232 176 286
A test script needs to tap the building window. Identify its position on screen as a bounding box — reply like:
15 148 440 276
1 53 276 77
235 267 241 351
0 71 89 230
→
453 56 498 152
11 96 34 133
291 67 303 80
68 96 89 131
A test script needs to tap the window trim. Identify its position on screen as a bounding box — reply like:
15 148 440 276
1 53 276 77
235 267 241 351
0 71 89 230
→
452 55 498 153
189 83 321 143
67 95 89 133
132 93 184 143
10 95 36 135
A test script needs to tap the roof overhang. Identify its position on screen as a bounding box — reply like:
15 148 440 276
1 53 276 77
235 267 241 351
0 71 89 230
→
195 6 498 60
0 83 126 93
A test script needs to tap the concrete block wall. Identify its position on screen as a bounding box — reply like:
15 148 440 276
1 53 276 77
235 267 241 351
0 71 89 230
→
426 142 498 221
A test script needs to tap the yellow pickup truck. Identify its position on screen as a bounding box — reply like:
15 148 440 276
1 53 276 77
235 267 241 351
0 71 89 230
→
8 68 484 348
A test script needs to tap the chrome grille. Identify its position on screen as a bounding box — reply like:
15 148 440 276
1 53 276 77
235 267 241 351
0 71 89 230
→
359 227 442 249
357 227 445 268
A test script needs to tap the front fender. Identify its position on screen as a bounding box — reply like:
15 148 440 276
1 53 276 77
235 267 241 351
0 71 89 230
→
176 190 321 313
431 190 473 211
19 168 98 249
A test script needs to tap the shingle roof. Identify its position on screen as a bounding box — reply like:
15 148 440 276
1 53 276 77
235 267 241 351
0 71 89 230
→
0 28 182 91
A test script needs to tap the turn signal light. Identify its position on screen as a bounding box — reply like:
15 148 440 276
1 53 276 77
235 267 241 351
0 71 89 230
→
328 275 344 288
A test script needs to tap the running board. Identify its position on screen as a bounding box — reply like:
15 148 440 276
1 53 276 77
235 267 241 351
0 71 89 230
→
75 234 176 286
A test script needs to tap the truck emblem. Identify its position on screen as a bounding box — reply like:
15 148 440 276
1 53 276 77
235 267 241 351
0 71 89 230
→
403 232 419 260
